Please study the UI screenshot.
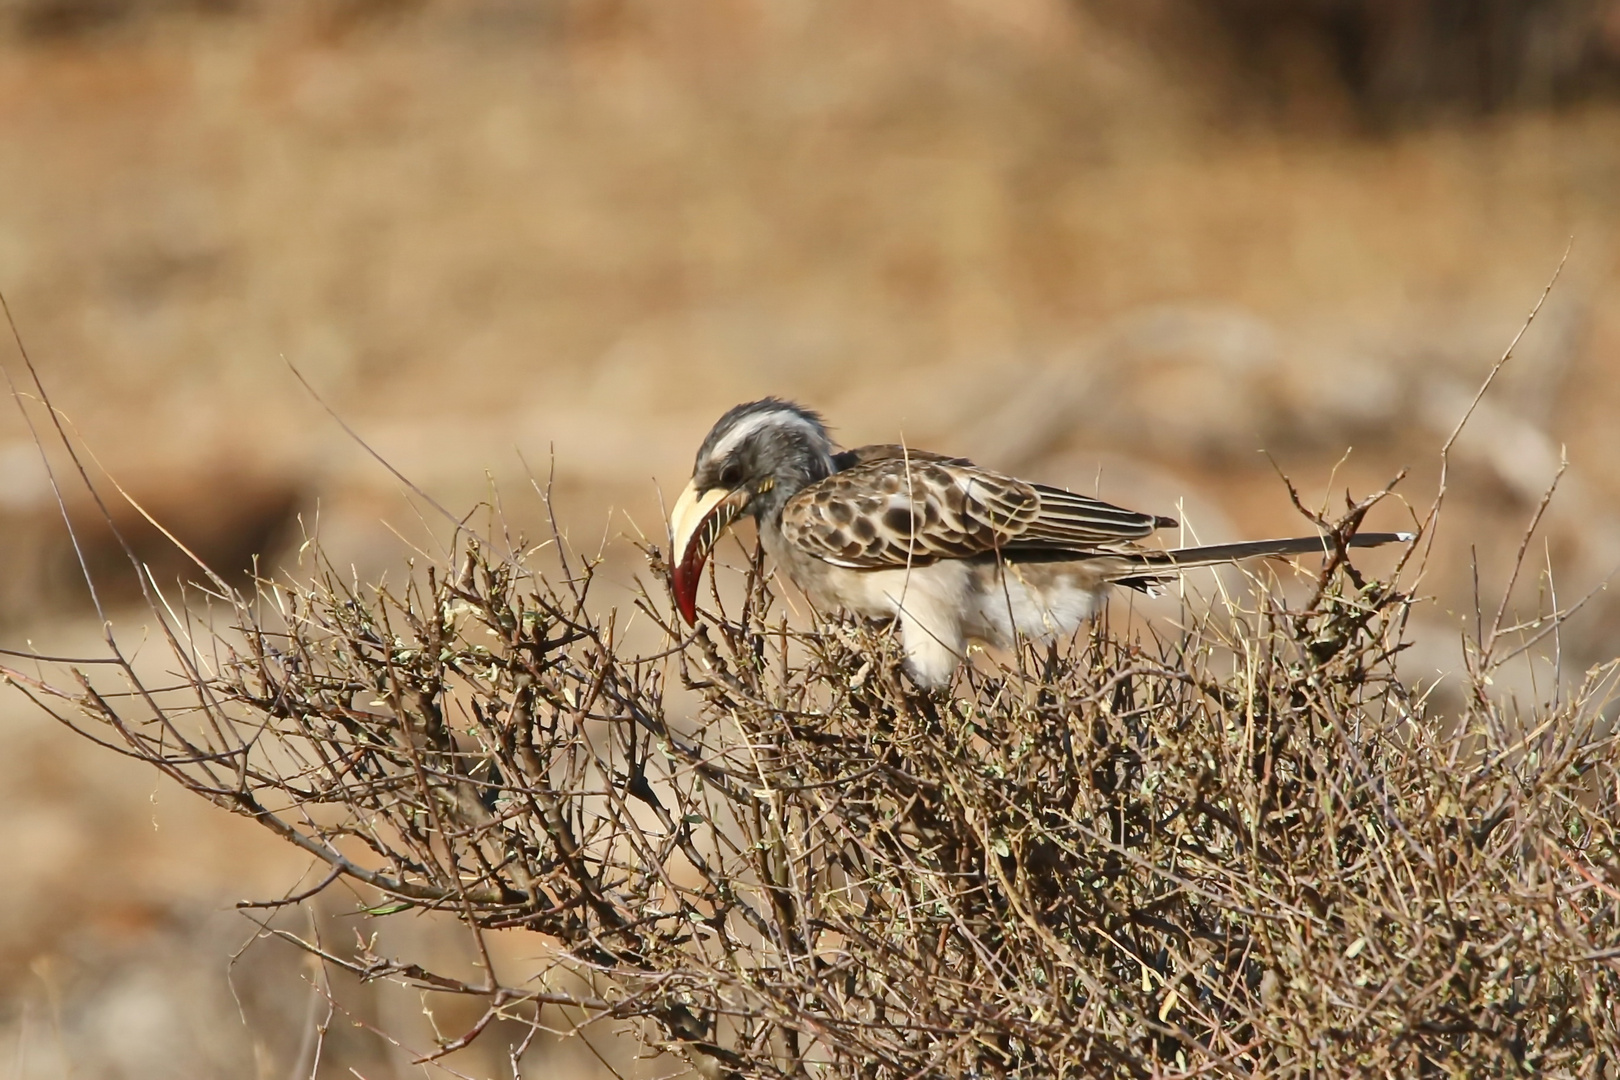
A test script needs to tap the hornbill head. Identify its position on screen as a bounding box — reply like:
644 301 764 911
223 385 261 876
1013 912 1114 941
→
668 398 834 623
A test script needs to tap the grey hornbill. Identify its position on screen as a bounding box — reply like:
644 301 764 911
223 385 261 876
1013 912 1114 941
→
669 398 1410 688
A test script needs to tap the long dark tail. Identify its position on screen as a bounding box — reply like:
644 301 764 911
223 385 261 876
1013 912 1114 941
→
1108 531 1413 586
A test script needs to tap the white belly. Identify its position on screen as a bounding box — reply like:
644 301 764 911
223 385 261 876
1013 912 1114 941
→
772 537 1109 688
963 562 1110 648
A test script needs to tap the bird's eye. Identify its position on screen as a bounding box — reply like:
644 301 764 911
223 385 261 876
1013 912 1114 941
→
719 464 743 488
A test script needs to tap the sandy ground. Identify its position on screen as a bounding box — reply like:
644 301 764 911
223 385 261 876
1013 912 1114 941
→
3 1 1620 1075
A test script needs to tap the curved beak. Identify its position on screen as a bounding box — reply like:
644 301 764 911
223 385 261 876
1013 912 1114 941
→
668 480 750 624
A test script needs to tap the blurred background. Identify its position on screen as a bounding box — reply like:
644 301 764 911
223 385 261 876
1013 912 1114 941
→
2 0 1619 1075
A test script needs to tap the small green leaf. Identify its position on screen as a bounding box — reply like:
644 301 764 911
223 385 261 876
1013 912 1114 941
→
365 901 413 916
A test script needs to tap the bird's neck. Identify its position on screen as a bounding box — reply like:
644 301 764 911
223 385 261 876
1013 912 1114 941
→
753 447 833 530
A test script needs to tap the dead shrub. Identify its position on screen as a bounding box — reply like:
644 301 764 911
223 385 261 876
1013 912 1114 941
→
0 475 1615 1078
4 290 1619 1078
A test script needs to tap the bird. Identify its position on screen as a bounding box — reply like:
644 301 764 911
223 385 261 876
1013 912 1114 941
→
668 398 1412 689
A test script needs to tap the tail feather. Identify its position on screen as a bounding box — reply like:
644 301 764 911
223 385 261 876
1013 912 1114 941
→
1108 531 1413 586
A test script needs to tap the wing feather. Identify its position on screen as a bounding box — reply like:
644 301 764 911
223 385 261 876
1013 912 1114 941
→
782 450 1170 569
829 444 974 470
1014 484 1171 546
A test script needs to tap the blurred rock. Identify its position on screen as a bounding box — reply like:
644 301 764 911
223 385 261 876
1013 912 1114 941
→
1093 0 1620 126
0 453 306 624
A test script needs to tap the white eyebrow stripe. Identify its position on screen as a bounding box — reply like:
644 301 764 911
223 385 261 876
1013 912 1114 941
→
707 409 822 462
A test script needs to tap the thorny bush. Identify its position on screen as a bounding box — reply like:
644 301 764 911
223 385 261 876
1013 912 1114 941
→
6 476 1620 1079
1 260 1617 1079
